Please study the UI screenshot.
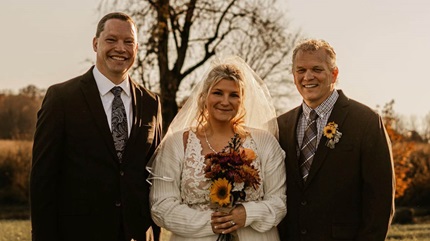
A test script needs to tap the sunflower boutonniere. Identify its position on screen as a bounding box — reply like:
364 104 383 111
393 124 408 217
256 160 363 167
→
323 122 342 149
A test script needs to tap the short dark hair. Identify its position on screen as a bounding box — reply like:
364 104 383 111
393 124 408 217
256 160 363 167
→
95 12 136 38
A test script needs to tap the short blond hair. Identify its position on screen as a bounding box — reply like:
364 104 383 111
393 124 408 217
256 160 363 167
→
292 39 337 70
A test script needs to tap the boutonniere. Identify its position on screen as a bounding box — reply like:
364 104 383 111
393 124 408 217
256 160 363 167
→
323 122 342 149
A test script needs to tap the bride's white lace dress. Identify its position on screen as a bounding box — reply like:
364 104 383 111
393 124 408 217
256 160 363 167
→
150 128 286 241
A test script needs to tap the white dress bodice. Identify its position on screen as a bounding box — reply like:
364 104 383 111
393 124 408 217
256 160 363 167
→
180 131 263 211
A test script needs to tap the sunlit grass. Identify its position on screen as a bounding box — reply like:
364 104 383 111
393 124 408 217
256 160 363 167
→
0 140 32 153
1 220 430 241
0 220 30 241
0 140 32 205
387 223 430 240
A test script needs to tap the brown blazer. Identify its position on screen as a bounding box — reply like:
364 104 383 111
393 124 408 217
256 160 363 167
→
30 67 162 241
277 90 395 241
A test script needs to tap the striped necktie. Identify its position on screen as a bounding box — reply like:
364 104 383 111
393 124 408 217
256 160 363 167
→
299 110 318 182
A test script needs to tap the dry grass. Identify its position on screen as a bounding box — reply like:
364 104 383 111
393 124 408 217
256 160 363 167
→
0 220 31 241
1 220 430 241
387 223 430 240
0 220 169 241
0 140 32 204
0 140 32 153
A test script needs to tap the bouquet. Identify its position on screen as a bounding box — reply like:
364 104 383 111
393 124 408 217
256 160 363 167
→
204 134 261 241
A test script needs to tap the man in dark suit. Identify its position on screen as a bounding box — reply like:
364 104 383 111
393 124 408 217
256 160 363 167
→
277 39 395 241
30 12 162 241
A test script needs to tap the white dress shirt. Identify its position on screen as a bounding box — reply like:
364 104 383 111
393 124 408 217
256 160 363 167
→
93 67 132 136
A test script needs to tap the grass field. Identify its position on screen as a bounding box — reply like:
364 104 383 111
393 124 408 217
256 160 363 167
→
0 140 32 152
1 220 430 241
0 220 30 241
387 223 430 240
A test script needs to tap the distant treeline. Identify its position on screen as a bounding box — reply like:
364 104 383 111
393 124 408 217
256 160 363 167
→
0 85 45 140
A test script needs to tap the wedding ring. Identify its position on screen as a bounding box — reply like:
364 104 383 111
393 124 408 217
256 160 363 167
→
230 220 236 226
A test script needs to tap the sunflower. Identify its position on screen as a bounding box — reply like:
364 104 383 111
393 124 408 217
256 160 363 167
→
323 122 337 139
209 178 232 207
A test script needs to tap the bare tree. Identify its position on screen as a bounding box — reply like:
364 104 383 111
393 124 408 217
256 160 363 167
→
19 84 45 99
406 115 419 133
98 0 300 130
423 112 430 142
380 100 406 134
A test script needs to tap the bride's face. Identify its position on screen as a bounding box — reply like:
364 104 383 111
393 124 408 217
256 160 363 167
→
206 79 242 124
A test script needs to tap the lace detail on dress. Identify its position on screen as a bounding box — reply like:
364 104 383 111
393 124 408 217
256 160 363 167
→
180 131 264 211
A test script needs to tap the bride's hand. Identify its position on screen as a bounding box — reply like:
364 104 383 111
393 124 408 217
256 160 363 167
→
211 205 246 234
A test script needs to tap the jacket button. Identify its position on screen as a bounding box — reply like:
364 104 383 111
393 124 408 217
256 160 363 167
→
115 202 121 207
120 171 124 176
301 200 307 206
300 229 307 234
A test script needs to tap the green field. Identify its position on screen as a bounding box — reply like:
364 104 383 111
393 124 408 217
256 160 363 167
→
1 220 430 241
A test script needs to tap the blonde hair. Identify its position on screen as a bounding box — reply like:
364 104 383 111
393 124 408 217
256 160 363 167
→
292 39 337 70
195 63 248 137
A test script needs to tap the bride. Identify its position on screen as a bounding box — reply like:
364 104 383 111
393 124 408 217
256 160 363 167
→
148 56 286 241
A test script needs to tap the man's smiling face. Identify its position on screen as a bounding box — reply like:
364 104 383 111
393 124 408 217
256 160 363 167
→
293 49 338 109
93 18 138 84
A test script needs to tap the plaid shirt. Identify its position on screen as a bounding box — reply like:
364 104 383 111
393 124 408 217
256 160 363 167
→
296 90 339 155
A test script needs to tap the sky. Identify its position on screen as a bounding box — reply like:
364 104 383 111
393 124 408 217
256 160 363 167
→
282 0 430 124
1 0 429 124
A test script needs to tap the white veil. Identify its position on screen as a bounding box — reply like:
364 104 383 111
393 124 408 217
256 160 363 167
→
168 56 278 138
147 56 279 183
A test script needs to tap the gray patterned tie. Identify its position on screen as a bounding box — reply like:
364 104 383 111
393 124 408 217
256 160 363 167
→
299 110 318 182
111 86 128 162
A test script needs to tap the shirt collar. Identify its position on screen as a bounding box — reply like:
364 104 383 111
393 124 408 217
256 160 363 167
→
301 89 339 119
93 66 131 97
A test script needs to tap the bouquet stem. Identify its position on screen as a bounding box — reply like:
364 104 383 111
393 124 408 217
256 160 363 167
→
216 232 238 241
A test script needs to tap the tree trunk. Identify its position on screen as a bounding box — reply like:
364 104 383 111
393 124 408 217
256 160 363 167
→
156 0 176 132
160 74 179 133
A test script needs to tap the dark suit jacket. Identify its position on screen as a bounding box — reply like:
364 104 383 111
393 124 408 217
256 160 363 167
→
277 90 395 241
30 67 162 241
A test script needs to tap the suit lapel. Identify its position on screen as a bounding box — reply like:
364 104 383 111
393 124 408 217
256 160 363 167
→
304 91 350 188
127 80 143 148
79 68 118 163
122 79 154 166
